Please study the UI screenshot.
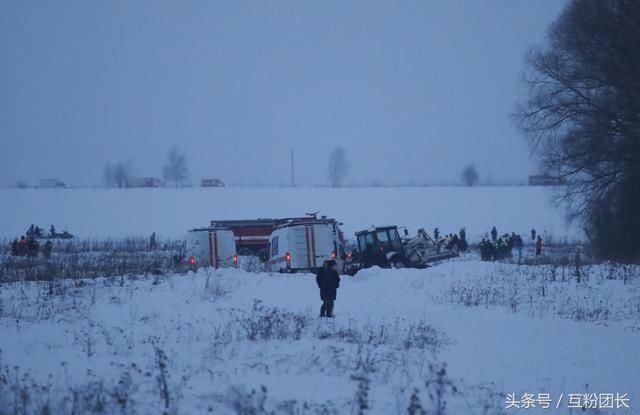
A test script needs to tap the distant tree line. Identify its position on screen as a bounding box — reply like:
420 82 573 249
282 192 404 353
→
163 146 189 188
102 147 189 189
103 160 134 188
461 164 479 187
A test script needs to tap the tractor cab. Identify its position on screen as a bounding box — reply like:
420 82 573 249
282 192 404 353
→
350 225 459 274
355 226 407 268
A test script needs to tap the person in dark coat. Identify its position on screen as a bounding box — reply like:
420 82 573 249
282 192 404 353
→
149 232 157 250
490 226 498 242
43 240 53 259
479 238 490 261
27 238 39 257
531 228 536 241
316 260 340 318
488 240 496 261
433 227 440 240
513 234 524 263
450 234 459 251
17 236 28 256
10 239 18 256
458 228 468 252
535 236 542 256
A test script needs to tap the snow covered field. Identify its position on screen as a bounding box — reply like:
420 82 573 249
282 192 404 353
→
0 186 579 242
1 257 638 414
3 186 636 414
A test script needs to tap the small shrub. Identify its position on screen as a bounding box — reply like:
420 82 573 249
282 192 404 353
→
238 300 311 341
351 374 370 415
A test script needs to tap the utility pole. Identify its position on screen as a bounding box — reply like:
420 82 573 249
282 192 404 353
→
291 149 295 187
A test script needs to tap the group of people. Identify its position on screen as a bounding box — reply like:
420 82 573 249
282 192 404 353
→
479 227 543 262
434 227 468 253
26 224 59 239
10 235 52 258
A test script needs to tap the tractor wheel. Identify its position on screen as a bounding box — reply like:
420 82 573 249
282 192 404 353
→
389 256 406 269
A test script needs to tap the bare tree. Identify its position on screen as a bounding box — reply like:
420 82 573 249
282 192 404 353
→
103 161 115 188
113 161 134 188
163 147 189 188
103 160 133 188
328 146 350 187
461 164 479 187
514 0 640 260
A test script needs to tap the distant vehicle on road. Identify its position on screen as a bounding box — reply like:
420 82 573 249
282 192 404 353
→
201 178 225 187
39 179 69 188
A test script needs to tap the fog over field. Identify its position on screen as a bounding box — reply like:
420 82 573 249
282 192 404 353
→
0 186 578 242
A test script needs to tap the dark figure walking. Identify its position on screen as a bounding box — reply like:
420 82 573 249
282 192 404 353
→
490 226 498 242
150 232 157 250
27 238 39 257
11 239 18 256
43 240 53 259
316 260 340 318
458 227 468 252
535 236 542 256
531 228 536 241
479 238 487 261
513 234 524 264
17 236 28 256
433 227 440 240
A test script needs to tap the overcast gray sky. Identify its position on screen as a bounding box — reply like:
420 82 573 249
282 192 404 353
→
0 0 566 187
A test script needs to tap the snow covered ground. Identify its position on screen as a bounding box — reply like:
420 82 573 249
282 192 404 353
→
1 255 638 414
0 186 579 242
2 186 633 414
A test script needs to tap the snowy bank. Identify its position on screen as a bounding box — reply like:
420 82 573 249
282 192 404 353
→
1 259 637 414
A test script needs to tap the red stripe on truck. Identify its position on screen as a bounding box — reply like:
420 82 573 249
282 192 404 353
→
213 232 219 268
305 226 312 268
208 233 214 267
310 226 316 268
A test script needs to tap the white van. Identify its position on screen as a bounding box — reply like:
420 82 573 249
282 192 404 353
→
183 228 237 270
266 221 345 273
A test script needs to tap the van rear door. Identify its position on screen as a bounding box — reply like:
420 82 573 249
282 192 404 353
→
311 224 335 267
290 225 312 269
208 230 236 269
185 230 209 267
289 224 327 269
285 224 336 270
